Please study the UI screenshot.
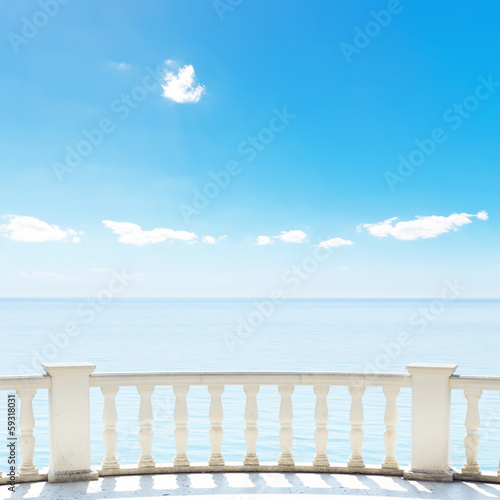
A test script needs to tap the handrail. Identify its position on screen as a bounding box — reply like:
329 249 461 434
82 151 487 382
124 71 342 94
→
0 374 51 391
89 371 411 387
450 375 500 391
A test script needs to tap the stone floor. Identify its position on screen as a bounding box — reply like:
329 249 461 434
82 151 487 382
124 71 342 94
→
2 473 500 499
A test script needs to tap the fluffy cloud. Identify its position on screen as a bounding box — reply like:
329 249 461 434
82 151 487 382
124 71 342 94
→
317 237 354 248
202 235 226 244
0 215 82 243
107 61 131 71
359 211 488 241
256 235 273 245
103 220 196 246
202 236 216 244
277 230 307 243
162 64 205 103
256 230 307 245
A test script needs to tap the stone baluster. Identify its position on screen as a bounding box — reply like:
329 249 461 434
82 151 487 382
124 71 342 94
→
208 385 225 466
278 385 294 466
173 385 190 467
101 386 120 470
347 385 365 468
16 389 38 476
313 385 330 466
137 385 155 468
462 389 482 474
243 385 260 466
382 386 400 469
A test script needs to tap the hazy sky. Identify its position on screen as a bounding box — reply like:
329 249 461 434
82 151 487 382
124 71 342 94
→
0 0 498 297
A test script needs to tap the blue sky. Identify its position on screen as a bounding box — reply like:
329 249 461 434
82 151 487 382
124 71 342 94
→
0 0 498 297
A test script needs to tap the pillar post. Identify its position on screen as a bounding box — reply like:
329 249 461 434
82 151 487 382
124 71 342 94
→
404 363 457 482
43 363 98 483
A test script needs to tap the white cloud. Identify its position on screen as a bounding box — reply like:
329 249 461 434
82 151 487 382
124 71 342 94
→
256 235 273 245
103 220 196 246
91 268 110 272
162 64 205 103
317 237 354 248
257 230 307 245
202 235 227 244
14 271 86 283
336 266 348 270
277 230 308 243
359 211 488 241
108 61 131 71
0 215 81 243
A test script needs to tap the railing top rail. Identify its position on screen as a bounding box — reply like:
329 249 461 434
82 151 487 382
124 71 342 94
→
89 371 411 388
450 375 500 391
0 374 51 391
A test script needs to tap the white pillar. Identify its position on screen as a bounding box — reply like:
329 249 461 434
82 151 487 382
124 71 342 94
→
243 384 259 466
137 385 155 468
43 363 98 483
101 386 120 470
278 384 294 466
173 385 190 467
347 385 365 468
208 385 225 466
382 386 400 469
405 363 457 482
313 385 329 467
16 389 38 476
462 389 482 474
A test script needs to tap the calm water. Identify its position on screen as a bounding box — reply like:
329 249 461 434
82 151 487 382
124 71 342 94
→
0 298 499 471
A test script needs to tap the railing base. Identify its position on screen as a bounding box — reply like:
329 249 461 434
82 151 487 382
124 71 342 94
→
0 472 48 485
3 465 500 487
48 468 99 483
97 462 406 477
404 468 454 483
454 472 500 483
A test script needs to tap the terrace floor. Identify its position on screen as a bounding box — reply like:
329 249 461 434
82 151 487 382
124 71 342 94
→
2 473 500 500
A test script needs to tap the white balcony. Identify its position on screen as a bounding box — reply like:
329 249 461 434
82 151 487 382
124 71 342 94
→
1 362 500 498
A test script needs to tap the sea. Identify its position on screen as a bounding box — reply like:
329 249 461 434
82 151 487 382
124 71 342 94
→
0 298 499 472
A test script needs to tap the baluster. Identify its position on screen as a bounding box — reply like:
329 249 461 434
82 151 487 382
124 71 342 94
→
16 389 38 476
347 385 365 468
313 385 330 466
101 386 120 470
382 386 399 469
173 385 190 467
137 385 155 468
462 389 482 474
243 384 260 466
208 385 225 466
278 384 294 466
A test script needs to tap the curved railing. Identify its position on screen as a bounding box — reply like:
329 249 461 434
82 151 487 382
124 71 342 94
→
1 363 500 485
